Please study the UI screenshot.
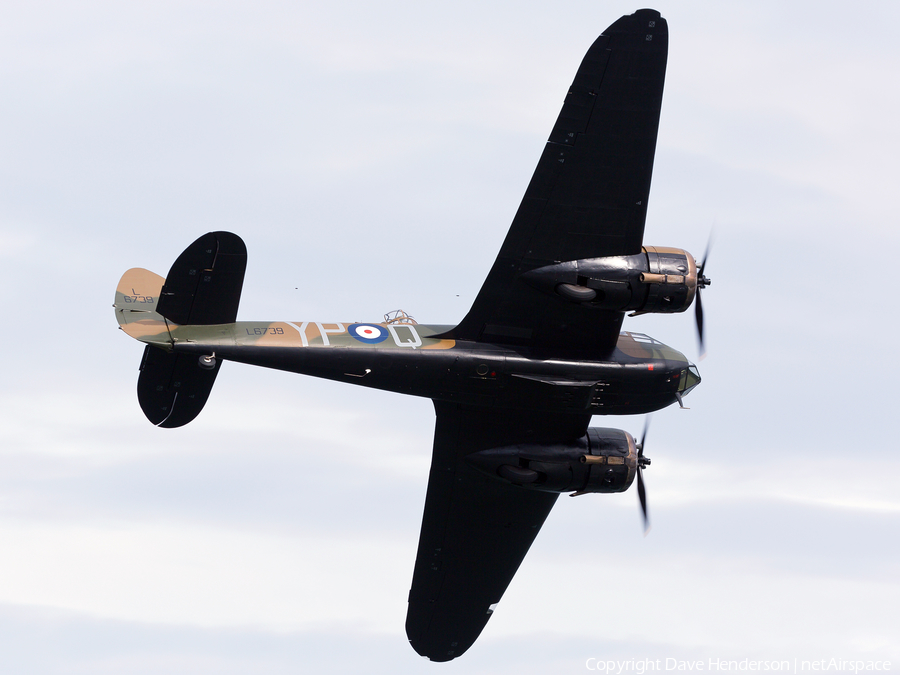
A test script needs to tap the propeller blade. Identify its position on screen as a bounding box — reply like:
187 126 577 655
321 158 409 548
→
694 235 711 358
636 417 651 534
639 417 650 452
695 288 705 357
637 465 650 535
698 230 713 278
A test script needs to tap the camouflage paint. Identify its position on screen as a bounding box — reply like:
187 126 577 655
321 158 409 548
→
115 268 456 352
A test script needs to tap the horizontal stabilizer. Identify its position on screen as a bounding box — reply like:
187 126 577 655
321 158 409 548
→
115 232 245 428
137 345 221 428
157 231 247 325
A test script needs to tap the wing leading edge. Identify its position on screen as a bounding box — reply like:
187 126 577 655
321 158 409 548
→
407 10 669 661
406 402 590 661
449 9 668 353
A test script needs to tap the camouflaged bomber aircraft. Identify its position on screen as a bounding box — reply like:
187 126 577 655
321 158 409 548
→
114 9 709 662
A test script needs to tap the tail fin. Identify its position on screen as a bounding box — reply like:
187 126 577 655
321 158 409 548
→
114 232 247 428
114 268 170 347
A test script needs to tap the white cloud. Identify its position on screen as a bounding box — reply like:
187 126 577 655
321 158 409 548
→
1 0 899 671
0 518 411 632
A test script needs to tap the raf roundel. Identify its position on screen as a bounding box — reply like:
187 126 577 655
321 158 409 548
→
348 323 389 344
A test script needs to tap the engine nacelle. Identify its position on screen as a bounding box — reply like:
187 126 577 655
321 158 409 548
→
466 427 637 494
521 246 700 314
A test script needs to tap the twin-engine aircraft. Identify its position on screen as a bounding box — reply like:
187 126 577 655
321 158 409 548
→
114 9 708 662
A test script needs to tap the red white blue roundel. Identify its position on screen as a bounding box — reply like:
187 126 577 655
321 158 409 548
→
348 323 389 344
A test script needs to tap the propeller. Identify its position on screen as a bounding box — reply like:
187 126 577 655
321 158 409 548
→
694 237 712 358
635 418 652 535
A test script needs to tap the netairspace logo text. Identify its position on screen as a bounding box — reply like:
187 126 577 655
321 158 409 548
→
585 659 892 675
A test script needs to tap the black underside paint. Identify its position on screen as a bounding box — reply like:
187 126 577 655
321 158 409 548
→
146 8 676 663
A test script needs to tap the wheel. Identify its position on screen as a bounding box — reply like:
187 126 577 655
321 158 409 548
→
198 354 216 370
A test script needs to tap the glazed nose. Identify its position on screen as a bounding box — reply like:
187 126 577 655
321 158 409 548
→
682 363 701 394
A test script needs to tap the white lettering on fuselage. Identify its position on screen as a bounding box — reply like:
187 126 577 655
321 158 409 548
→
285 321 422 348
317 323 346 345
388 323 422 348
284 322 344 346
285 322 309 346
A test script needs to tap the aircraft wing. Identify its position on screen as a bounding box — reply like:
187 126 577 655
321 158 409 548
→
450 9 668 353
406 402 591 661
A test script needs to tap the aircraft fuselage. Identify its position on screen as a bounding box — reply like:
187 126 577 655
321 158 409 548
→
164 321 699 415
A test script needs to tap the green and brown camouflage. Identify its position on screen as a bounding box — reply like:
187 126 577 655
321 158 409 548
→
115 268 457 352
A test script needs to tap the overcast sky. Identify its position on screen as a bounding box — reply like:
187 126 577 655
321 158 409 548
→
1 1 898 673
